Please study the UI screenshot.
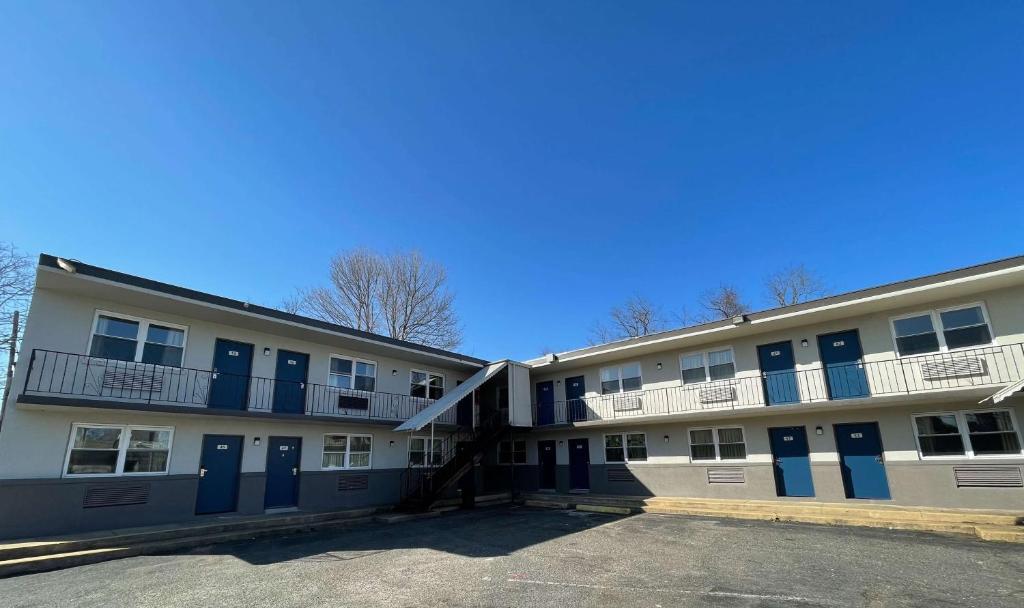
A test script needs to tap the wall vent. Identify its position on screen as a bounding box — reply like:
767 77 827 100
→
953 465 1023 488
83 484 151 508
921 358 985 380
337 395 370 411
707 468 745 484
102 368 164 392
606 468 636 482
337 474 369 491
699 386 737 404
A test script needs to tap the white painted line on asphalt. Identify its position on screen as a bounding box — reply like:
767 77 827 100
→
507 578 834 605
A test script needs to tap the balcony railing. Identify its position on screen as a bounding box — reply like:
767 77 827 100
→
533 343 1024 426
20 349 458 425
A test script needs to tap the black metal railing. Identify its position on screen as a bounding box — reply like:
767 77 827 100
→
20 349 457 424
532 342 1024 425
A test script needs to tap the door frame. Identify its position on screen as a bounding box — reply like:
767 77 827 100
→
264 436 302 509
816 329 868 400
273 349 310 413
833 421 891 500
196 434 245 515
767 425 815 497
564 375 586 422
756 340 799 406
536 380 555 425
567 437 590 491
209 338 255 410
537 440 557 491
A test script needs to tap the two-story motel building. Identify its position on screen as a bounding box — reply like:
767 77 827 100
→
0 254 1022 538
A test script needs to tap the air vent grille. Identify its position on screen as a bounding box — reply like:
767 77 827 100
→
83 484 151 508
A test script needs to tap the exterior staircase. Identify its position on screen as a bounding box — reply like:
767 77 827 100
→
519 493 1024 543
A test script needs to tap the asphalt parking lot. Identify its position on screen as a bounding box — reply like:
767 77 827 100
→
1 506 1021 607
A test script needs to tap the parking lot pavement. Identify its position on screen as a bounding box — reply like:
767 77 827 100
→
1 506 1022 607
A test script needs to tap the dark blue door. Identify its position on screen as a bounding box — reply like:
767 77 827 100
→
835 423 891 499
536 381 555 425
565 376 586 422
768 426 815 497
538 440 557 490
818 330 870 400
196 435 244 515
568 438 590 490
758 341 800 405
272 350 309 414
264 437 301 509
208 339 253 410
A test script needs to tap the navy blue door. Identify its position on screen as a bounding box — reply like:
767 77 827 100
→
568 438 590 490
196 435 244 515
536 381 555 425
538 440 557 490
768 426 815 497
264 437 301 509
565 376 586 422
272 350 309 414
208 339 253 410
758 341 799 405
835 423 891 499
818 330 870 400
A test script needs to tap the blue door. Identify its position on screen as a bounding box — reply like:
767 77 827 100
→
768 426 815 497
818 330 870 400
538 440 557 490
757 341 800 405
272 350 309 414
208 339 253 410
536 381 555 425
568 438 590 490
264 437 301 509
196 435 244 515
565 376 586 422
835 423 891 499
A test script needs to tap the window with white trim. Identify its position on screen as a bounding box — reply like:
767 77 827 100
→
497 439 527 464
681 348 736 384
912 410 1022 458
329 356 377 392
891 303 992 356
409 436 443 467
322 434 373 469
688 427 746 461
89 311 187 366
411 370 444 399
600 363 642 395
64 424 173 476
604 433 647 463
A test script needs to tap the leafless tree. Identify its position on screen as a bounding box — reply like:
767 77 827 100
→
698 284 750 320
0 242 34 397
589 295 666 344
290 249 462 350
765 264 827 307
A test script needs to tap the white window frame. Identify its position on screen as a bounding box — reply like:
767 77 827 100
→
321 433 373 470
88 310 189 365
679 347 736 385
599 362 643 395
408 435 444 468
687 425 747 462
63 423 174 478
910 409 1023 460
327 354 378 392
603 432 648 463
889 302 994 358
410 369 445 400
497 439 528 465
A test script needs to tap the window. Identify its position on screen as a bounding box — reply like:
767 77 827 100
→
688 427 746 461
410 370 444 399
329 356 377 392
322 434 373 469
681 348 736 384
600 363 642 395
891 304 992 356
912 410 1022 458
64 424 172 476
604 433 647 463
497 439 527 464
409 436 443 467
89 311 186 366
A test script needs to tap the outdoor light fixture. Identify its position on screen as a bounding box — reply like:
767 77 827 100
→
392 369 398 376
732 314 748 325
663 435 670 443
389 440 395 447
657 362 663 370
253 437 261 446
56 257 77 273
815 426 824 435
801 339 809 347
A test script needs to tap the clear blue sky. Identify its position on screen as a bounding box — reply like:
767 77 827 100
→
2 2 1022 361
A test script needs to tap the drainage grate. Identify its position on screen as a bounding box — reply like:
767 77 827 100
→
83 484 151 508
337 474 369 491
707 467 745 484
953 465 1023 488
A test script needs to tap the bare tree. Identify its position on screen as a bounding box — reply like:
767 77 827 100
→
589 296 666 344
290 249 462 350
698 285 750 320
765 264 828 306
0 242 34 398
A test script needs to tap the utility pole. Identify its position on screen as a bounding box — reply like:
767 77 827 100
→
0 310 19 431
